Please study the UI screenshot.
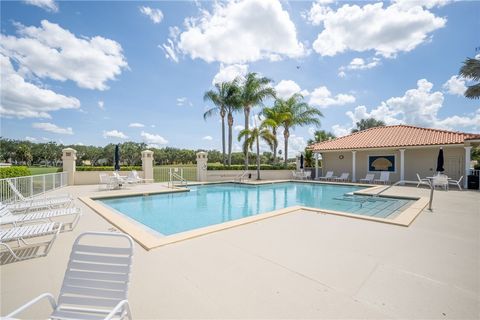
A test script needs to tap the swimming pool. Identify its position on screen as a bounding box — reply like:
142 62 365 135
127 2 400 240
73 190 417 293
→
98 182 413 236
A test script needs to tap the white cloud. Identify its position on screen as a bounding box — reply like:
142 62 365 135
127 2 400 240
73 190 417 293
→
331 124 351 137
202 135 213 141
103 130 128 139
33 122 73 135
160 39 179 63
212 64 248 84
141 131 168 145
1 20 128 90
23 0 58 12
303 0 334 25
128 122 145 128
274 80 309 99
176 0 306 64
338 57 381 77
277 134 307 158
309 86 355 108
0 54 80 119
310 2 446 58
442 75 467 96
177 97 193 107
139 6 164 24
234 125 244 131
98 100 105 110
25 136 37 142
393 0 453 10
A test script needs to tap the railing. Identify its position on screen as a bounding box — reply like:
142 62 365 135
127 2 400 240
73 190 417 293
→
168 168 188 188
373 180 434 211
154 166 196 182
0 172 68 203
234 170 249 182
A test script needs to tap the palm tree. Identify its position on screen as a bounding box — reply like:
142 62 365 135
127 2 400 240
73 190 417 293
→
308 130 336 145
238 73 276 169
276 94 323 165
224 80 242 166
351 118 385 133
238 124 276 180
459 57 480 99
204 82 238 166
261 106 287 164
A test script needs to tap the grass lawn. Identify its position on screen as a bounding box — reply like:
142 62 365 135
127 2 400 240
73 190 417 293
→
28 167 59 175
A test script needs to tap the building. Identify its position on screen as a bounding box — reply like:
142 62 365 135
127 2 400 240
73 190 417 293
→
309 125 480 188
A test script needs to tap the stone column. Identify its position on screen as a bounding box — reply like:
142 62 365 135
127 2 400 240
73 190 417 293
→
352 150 357 182
196 152 208 182
464 146 472 189
141 150 154 182
62 148 77 185
399 149 405 184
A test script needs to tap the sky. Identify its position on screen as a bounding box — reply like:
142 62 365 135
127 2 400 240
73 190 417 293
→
1 0 479 157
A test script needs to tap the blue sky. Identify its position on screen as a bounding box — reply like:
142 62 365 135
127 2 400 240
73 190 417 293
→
1 0 479 156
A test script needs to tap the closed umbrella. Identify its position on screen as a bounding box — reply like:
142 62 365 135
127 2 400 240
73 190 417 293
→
436 148 444 173
300 154 304 169
114 144 120 171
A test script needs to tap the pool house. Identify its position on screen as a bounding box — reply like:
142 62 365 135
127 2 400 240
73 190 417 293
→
309 125 480 188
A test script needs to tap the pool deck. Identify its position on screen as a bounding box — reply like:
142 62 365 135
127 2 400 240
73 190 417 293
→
1 182 479 319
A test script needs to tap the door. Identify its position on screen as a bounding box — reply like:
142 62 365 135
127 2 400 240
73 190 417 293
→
445 156 462 180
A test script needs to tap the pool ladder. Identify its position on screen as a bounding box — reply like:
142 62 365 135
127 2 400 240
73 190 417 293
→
168 168 188 188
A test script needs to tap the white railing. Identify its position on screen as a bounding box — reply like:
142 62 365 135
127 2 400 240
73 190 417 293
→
154 166 196 182
234 170 249 182
0 172 68 203
168 168 188 188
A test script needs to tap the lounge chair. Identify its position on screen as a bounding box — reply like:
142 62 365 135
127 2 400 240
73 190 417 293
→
416 173 430 188
5 179 73 213
333 173 349 182
359 173 375 183
448 176 463 190
99 173 116 190
6 232 134 320
316 171 334 181
0 222 62 262
126 170 152 184
374 171 390 184
0 204 81 231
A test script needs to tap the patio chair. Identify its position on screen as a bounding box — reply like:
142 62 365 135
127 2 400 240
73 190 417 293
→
432 174 448 190
416 173 430 188
0 222 62 262
6 232 134 320
126 170 151 184
303 171 312 180
333 173 349 182
374 171 390 184
448 176 463 190
316 171 334 181
5 179 73 213
291 170 299 180
0 204 81 231
99 173 116 190
359 173 375 183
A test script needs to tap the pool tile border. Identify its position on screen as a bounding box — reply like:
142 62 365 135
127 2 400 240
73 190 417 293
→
79 181 428 250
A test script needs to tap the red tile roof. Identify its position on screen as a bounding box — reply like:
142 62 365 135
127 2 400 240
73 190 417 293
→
309 125 480 151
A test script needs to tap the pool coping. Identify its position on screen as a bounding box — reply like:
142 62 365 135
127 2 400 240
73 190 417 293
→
79 181 429 250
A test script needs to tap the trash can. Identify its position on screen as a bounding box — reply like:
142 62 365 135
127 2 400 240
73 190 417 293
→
467 175 479 190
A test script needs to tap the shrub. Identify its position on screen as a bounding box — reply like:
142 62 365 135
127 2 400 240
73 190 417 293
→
0 166 31 179
74 166 142 172
207 164 296 171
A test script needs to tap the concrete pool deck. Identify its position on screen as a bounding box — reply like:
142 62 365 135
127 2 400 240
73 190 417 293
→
1 182 479 319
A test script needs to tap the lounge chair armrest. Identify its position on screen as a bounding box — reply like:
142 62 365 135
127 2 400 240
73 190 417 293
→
104 300 132 320
5 293 57 318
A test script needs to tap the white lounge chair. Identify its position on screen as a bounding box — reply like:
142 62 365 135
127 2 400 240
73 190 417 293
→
374 171 390 184
333 173 349 182
126 170 151 184
359 173 375 183
6 232 134 320
5 179 73 213
99 173 116 190
316 171 334 181
0 222 62 262
416 173 430 188
448 176 463 190
0 204 81 231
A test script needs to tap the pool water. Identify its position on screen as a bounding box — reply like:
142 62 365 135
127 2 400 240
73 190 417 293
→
99 182 412 235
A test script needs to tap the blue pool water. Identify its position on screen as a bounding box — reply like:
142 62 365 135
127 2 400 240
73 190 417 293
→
99 182 412 235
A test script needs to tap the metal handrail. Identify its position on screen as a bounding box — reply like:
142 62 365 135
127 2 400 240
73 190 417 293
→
168 168 187 188
234 170 249 182
373 180 433 211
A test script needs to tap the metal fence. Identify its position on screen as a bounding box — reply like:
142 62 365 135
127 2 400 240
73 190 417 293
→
0 172 68 203
154 167 196 182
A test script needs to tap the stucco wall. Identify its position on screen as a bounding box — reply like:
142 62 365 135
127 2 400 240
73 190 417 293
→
74 171 145 185
206 170 293 181
320 146 465 182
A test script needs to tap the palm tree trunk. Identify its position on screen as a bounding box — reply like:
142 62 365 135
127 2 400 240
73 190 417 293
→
220 110 226 166
284 128 289 166
227 112 233 166
256 137 260 180
272 127 277 164
244 106 250 170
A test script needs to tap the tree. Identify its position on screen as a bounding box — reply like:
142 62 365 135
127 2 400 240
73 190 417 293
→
204 83 229 166
238 125 276 180
262 106 287 164
238 73 276 169
459 57 480 99
308 130 336 145
276 94 323 165
15 144 33 165
351 118 385 133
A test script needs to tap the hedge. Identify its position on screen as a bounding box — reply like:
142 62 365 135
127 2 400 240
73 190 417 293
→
59 166 142 172
0 166 31 179
207 164 296 171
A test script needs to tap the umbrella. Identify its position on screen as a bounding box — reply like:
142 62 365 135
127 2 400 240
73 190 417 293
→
436 148 444 173
300 154 304 169
114 144 120 171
